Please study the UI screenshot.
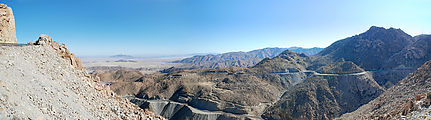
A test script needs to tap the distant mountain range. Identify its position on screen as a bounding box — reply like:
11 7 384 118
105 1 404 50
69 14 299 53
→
173 47 323 69
109 54 134 59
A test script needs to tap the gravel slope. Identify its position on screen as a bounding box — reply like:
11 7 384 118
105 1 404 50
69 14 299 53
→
0 37 164 119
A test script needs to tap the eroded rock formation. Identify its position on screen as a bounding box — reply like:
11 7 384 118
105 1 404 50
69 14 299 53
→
34 34 84 71
0 4 16 43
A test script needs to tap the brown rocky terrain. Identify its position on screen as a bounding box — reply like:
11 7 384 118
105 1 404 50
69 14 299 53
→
90 26 431 120
339 59 431 119
96 49 384 120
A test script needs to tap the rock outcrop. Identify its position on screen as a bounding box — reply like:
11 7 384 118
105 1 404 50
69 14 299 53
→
0 4 17 43
0 35 164 119
34 34 84 71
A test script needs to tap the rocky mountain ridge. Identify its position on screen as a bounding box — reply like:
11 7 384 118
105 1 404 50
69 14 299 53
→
315 26 431 88
173 47 323 69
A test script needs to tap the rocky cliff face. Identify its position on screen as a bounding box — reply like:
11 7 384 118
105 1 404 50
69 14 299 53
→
339 59 431 119
0 35 164 119
0 4 17 43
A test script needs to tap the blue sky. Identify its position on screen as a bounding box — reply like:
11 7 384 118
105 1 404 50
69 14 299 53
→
2 0 431 56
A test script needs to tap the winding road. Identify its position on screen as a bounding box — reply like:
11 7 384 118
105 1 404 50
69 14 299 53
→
275 70 368 76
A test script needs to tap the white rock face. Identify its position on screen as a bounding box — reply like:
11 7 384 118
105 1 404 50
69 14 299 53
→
0 4 17 43
0 42 164 119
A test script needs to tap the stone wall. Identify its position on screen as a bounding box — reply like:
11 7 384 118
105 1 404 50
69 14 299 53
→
0 4 17 43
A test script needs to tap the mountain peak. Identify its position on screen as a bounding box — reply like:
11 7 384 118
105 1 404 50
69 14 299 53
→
279 49 297 55
364 26 407 36
368 26 386 31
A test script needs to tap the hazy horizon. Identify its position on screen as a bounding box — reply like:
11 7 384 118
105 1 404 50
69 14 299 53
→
2 0 431 56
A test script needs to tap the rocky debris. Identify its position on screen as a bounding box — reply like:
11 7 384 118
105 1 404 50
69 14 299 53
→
0 4 16 43
339 60 431 119
0 36 165 119
406 92 431 119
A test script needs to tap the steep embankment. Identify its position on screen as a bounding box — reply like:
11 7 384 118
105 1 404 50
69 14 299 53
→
0 35 163 119
339 60 431 119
